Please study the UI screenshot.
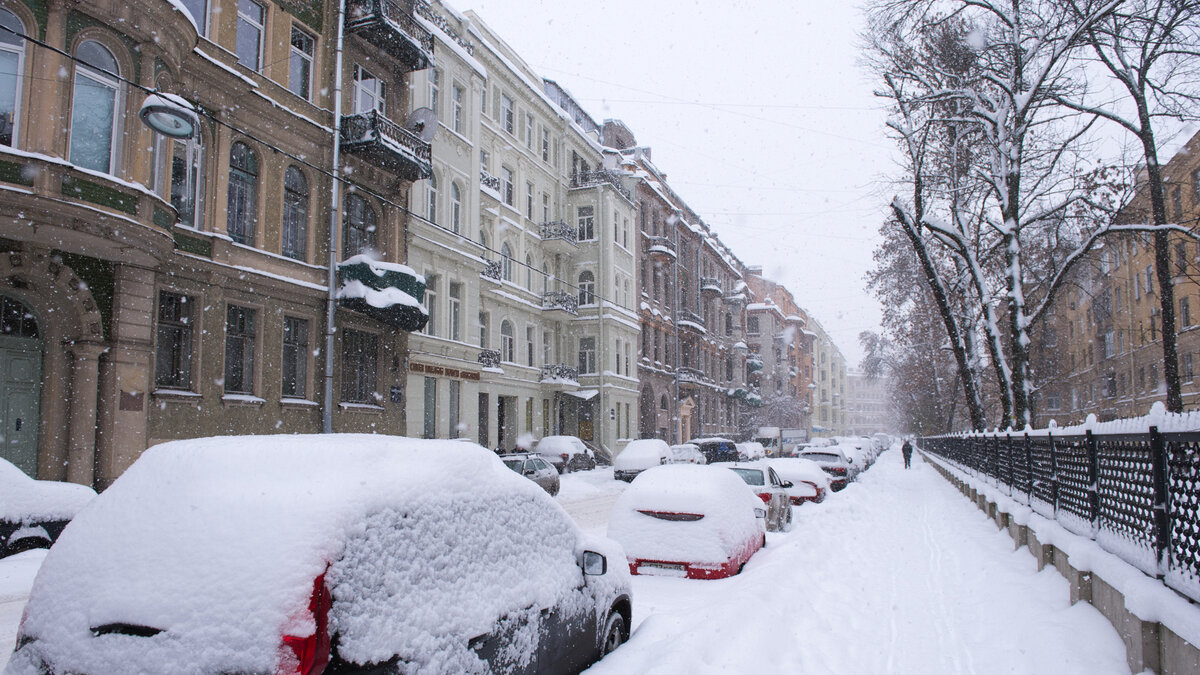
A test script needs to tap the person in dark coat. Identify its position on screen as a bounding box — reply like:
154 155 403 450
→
901 439 913 469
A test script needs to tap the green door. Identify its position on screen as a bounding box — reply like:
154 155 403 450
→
0 296 42 477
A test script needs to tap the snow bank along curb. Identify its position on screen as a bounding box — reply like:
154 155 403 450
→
920 451 1200 675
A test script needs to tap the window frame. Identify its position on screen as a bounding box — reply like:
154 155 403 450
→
288 25 315 101
223 304 258 395
69 40 122 175
226 141 259 245
236 0 266 72
281 315 309 398
340 328 379 404
154 291 194 390
0 8 26 148
281 165 308 260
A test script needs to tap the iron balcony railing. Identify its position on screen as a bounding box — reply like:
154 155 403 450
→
541 363 579 382
414 0 473 54
480 260 502 281
477 349 501 368
678 367 706 384
644 235 676 256
542 291 579 315
346 0 435 66
678 310 705 328
569 169 632 201
540 221 577 246
701 277 723 293
480 171 500 191
921 426 1200 604
340 110 432 179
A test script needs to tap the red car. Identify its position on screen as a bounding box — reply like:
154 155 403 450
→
607 464 766 580
766 458 833 506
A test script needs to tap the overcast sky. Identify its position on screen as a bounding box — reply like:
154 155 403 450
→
461 0 894 366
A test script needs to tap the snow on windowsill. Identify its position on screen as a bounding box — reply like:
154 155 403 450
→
221 394 266 406
280 397 319 407
340 402 384 412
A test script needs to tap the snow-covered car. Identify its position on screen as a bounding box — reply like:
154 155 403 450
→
8 435 632 675
608 464 766 580
614 439 669 482
838 444 871 472
692 437 739 464
735 441 766 461
500 452 561 496
536 435 596 473
797 447 858 491
726 463 793 532
766 458 832 505
0 458 96 559
666 443 706 465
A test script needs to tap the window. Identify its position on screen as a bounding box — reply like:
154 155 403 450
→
578 336 596 374
227 142 258 245
353 65 385 114
427 173 438 223
1173 186 1184 222
660 395 668 411
578 271 595 305
0 8 26 147
288 27 314 100
423 275 437 336
478 311 489 348
236 0 265 71
526 325 535 366
1145 265 1155 294
179 0 207 34
155 291 193 389
448 281 462 341
1186 354 1195 383
541 128 550 162
452 83 464 134
480 83 487 115
423 377 437 438
224 305 256 394
501 242 514 281
428 69 440 118
341 329 377 403
525 254 533 289
344 194 377 256
500 320 514 362
282 166 308 260
480 149 489 175
1183 297 1192 328
69 41 121 174
171 135 204 228
542 193 550 223
501 166 514 206
448 379 461 437
1177 242 1189 275
282 316 308 397
577 206 595 240
543 330 552 364
525 114 533 149
747 316 760 335
501 93 514 134
526 182 534 219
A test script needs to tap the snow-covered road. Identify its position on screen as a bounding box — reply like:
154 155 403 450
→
576 450 1132 674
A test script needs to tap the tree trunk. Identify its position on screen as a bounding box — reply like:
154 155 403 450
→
1139 122 1183 412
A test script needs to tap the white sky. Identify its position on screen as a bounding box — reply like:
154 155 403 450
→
462 0 893 365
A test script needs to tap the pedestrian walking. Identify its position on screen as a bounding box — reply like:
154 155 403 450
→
901 439 913 469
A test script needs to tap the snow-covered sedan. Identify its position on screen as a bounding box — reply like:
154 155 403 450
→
8 435 632 675
535 435 596 473
0 457 95 559
614 438 669 482
608 464 766 579
726 463 793 532
797 447 858 491
766 458 832 505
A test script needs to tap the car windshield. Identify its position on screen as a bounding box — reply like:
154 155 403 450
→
802 453 841 462
729 468 765 486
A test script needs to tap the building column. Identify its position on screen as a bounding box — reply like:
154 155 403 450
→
65 342 106 487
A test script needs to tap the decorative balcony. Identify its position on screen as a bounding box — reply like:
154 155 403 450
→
543 291 579 315
678 367 705 391
569 169 631 201
540 364 580 391
746 357 764 373
336 257 428 331
346 0 434 72
540 221 577 254
678 310 706 333
477 349 501 369
644 235 676 260
701 277 723 295
480 259 502 282
480 171 501 193
340 111 432 181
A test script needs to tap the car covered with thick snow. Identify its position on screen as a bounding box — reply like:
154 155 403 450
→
608 464 766 580
535 435 596 473
797 446 859 490
766 458 832 505
666 443 706 465
614 439 669 482
0 457 96 559
735 441 766 461
726 463 793 532
7 435 632 675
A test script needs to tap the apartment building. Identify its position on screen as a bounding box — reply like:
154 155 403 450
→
745 269 816 432
809 316 848 436
845 370 891 436
0 0 433 486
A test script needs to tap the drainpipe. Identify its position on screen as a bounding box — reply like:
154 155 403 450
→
597 186 606 455
323 0 348 434
671 210 681 444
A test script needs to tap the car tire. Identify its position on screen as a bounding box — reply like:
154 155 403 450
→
601 611 626 656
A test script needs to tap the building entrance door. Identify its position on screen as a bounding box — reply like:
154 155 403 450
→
0 296 42 476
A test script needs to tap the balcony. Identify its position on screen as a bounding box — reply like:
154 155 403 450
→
746 357 764 374
346 0 434 72
336 257 428 331
645 235 676 260
480 171 501 193
701 277 723 295
340 111 432 181
480 259 502 282
678 310 706 334
569 169 631 201
678 367 706 391
477 349 501 369
541 364 580 391
540 221 577 254
542 291 579 315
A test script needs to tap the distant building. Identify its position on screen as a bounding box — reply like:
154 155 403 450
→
845 370 892 436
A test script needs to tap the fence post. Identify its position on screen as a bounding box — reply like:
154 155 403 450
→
1005 433 1013 496
1148 426 1171 577
1024 433 1033 504
1086 430 1101 532
1049 432 1059 517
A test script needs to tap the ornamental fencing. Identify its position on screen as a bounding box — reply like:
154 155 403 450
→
920 428 1200 604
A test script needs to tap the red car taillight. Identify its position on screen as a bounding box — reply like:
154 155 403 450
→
637 510 705 522
828 467 847 475
756 493 771 503
279 573 332 675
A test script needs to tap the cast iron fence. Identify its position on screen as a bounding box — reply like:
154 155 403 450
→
921 428 1200 604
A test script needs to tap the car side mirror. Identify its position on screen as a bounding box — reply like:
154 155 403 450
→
582 550 607 576
781 480 793 488
523 468 535 476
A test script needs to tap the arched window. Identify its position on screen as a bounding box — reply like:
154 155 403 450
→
500 319 514 362
282 166 308 260
0 8 26 147
344 194 377 256
500 242 513 281
427 174 438 224
450 181 462 233
70 40 121 173
578 270 595 306
227 141 258 245
541 261 549 294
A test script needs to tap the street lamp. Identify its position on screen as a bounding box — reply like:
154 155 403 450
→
138 93 200 140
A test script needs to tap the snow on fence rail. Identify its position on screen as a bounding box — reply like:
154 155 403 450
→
921 410 1200 605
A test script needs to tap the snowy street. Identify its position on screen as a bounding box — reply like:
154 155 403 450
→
1 448 1135 673
564 450 1132 674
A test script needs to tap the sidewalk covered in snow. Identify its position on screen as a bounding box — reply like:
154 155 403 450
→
586 448 1132 674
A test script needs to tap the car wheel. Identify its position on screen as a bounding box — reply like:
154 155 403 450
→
601 611 626 655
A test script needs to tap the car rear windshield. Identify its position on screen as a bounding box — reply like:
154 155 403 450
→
802 453 841 462
502 459 523 472
729 467 765 486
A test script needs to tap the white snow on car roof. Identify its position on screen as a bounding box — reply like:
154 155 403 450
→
0 459 95 522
